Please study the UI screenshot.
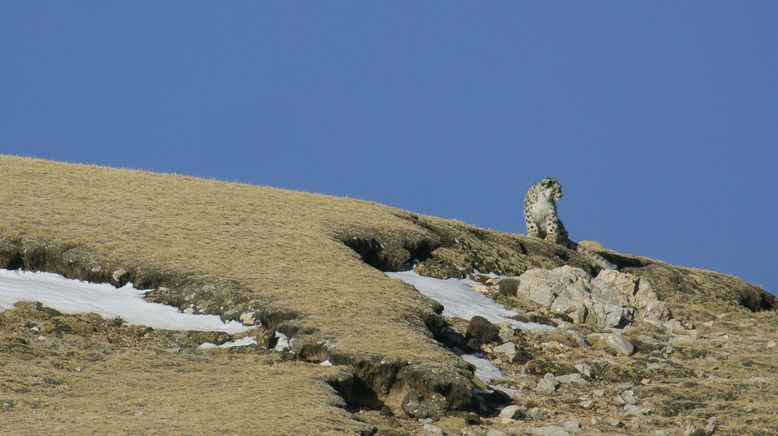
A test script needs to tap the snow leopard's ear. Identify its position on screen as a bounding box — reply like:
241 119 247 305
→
541 177 556 187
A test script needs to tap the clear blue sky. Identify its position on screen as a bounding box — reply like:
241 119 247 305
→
1 2 776 294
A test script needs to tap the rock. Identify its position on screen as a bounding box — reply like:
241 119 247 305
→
550 286 592 324
528 426 570 436
562 420 581 432
640 301 673 321
557 373 589 386
641 301 672 321
239 312 257 326
623 403 654 416
527 407 550 420
566 330 589 347
750 376 770 385
497 325 515 342
705 417 716 435
498 404 526 423
621 389 636 404
573 363 592 378
633 279 658 308
402 392 446 419
465 316 501 349
702 321 714 327
682 424 707 436
515 266 670 328
592 269 639 306
670 334 696 346
486 430 509 436
472 284 490 294
422 422 444 436
606 333 635 356
767 340 776 349
493 342 519 363
517 266 591 307
663 319 686 333
602 304 633 328
641 318 666 330
592 389 605 397
112 268 128 282
498 278 520 296
535 373 560 395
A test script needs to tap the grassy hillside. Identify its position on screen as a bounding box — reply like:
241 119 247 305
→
0 155 774 434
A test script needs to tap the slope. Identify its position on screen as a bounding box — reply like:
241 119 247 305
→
0 155 773 433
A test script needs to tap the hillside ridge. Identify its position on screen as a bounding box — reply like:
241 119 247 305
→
1 155 775 434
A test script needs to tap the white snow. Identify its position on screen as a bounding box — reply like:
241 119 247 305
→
274 331 290 352
320 360 333 367
385 269 549 330
198 336 258 349
0 269 250 334
461 353 503 383
472 269 506 279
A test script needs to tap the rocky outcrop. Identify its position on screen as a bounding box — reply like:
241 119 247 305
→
465 316 501 349
513 266 671 328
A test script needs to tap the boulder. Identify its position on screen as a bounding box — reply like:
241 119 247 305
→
498 404 527 423
498 278 520 296
573 362 592 378
465 316 500 349
557 373 589 386
493 342 519 363
592 269 639 306
535 373 560 395
517 266 591 307
606 333 635 356
565 330 589 348
515 266 670 329
402 392 447 420
550 285 592 324
641 301 672 321
527 407 550 420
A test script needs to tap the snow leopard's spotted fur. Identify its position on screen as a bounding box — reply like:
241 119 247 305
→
524 177 617 270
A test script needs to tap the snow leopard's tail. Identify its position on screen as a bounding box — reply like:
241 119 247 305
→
573 244 618 270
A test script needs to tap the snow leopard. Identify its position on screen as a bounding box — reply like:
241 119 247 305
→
524 177 618 270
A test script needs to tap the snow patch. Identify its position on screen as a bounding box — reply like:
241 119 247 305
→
473 269 506 279
198 336 258 349
385 269 549 330
0 269 250 334
274 331 290 352
461 353 503 384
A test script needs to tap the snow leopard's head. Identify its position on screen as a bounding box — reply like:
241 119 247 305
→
540 177 563 200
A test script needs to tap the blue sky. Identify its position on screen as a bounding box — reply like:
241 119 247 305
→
1 2 776 294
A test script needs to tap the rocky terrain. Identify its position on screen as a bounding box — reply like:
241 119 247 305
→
0 156 775 435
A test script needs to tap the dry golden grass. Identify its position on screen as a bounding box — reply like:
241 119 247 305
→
0 155 446 362
1 155 471 433
2 155 775 434
0 339 364 434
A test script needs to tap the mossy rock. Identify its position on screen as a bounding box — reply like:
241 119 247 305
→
498 279 519 296
526 359 576 376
